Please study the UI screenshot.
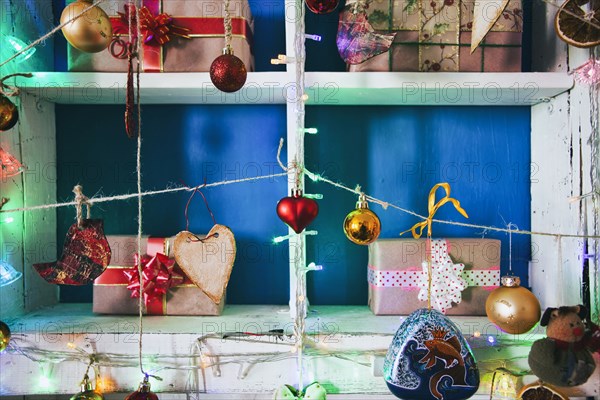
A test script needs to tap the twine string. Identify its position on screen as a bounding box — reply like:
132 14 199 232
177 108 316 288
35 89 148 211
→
72 185 91 227
224 0 233 49
0 73 33 97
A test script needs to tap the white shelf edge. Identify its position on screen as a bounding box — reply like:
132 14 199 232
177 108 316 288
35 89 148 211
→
13 72 574 106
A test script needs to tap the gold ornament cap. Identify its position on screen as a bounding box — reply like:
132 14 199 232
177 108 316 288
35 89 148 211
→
356 193 369 209
222 45 234 56
501 275 521 287
138 376 152 393
81 375 93 392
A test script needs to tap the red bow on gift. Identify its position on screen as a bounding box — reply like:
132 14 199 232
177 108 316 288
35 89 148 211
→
116 4 190 46
124 253 184 307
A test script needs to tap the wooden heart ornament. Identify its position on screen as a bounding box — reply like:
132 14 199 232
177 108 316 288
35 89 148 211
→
173 224 236 304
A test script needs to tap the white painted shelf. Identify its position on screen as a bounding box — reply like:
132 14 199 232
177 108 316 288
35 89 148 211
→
0 303 539 397
13 72 574 106
3 304 598 398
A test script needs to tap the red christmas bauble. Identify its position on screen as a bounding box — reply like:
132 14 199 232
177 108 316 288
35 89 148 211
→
305 0 339 14
277 189 319 234
209 51 247 93
125 377 159 400
125 382 158 400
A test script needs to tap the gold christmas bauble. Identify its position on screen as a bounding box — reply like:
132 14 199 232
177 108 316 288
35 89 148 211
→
343 194 381 245
60 0 113 53
70 375 104 400
0 95 18 131
0 321 11 352
485 275 541 334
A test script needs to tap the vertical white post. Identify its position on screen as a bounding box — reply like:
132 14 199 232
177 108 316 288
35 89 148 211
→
284 0 307 319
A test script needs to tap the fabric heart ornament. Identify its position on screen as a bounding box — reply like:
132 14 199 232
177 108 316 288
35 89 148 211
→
273 382 327 399
173 224 236 304
276 189 319 234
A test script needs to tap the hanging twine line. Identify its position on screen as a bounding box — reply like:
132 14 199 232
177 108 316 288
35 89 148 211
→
276 138 303 189
72 185 91 228
0 73 33 97
224 0 233 49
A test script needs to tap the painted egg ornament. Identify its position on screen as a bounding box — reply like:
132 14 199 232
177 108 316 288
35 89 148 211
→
384 308 479 400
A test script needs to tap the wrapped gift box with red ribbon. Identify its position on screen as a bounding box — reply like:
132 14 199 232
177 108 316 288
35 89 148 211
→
343 0 521 72
93 236 224 315
368 238 501 315
67 0 253 72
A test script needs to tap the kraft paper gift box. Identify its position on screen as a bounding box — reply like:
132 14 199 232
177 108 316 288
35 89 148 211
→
93 236 224 316
347 0 521 72
67 0 254 72
367 238 501 315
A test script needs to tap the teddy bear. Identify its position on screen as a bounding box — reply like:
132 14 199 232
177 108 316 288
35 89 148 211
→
528 305 598 387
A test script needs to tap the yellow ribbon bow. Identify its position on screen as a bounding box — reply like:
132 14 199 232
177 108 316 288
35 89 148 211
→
401 183 469 239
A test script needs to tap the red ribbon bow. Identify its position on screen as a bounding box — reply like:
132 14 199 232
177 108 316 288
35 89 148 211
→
116 4 190 46
124 253 184 308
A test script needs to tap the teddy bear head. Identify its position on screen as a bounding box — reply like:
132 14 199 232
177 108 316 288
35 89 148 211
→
541 305 587 343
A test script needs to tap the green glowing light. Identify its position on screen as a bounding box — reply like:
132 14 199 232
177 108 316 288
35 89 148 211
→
3 217 14 224
38 375 52 389
1 34 36 64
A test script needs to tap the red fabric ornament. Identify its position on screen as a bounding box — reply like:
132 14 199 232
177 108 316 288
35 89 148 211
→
210 50 247 93
0 146 24 179
306 0 339 14
124 253 184 309
33 219 111 285
276 189 319 234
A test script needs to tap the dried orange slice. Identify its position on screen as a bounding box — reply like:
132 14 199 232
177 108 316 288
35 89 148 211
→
555 0 600 48
518 382 569 400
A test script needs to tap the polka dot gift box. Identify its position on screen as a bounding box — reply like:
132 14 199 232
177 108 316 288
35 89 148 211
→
367 238 500 315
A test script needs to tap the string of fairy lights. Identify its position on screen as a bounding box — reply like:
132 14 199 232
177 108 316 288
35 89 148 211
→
0 0 598 398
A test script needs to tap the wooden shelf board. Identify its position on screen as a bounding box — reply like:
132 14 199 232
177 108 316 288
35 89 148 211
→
13 72 574 106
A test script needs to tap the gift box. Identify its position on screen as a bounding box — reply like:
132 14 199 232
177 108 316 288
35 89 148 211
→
68 0 254 72
368 238 501 315
346 0 521 72
93 236 224 315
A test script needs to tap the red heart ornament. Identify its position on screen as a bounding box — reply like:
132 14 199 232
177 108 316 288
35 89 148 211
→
277 192 319 234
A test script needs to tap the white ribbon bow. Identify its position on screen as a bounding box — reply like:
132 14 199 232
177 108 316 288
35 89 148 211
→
417 258 467 314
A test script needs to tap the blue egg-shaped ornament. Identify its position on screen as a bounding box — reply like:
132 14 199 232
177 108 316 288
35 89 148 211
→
384 308 479 400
